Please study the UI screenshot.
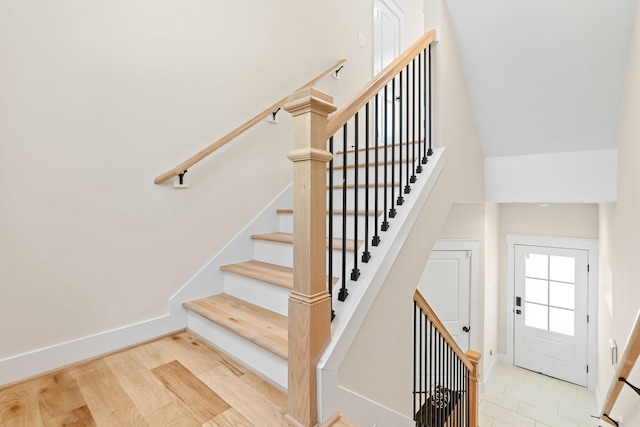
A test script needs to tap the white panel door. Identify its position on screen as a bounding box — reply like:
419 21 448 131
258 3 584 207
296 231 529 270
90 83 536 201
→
418 250 471 352
514 245 589 386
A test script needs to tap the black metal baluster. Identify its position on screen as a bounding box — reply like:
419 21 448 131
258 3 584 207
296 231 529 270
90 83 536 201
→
428 44 433 157
381 85 389 232
419 304 423 424
404 64 411 194
390 77 397 218
411 58 417 184
430 320 434 426
422 47 429 164
339 124 348 302
328 137 334 320
416 52 423 174
351 113 360 281
362 103 371 263
372 94 381 246
412 301 422 421
397 71 404 206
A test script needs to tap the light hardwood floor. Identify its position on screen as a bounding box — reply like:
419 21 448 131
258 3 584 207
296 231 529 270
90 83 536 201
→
0 332 290 426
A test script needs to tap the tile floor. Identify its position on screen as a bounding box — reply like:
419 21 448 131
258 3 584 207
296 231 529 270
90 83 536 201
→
479 363 602 427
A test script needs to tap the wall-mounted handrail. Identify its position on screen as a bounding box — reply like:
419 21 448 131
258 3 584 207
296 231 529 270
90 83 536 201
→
154 59 346 185
414 290 474 372
601 311 640 426
326 29 435 138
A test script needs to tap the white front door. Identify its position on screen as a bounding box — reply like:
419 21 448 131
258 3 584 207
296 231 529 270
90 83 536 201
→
418 250 471 352
514 245 589 386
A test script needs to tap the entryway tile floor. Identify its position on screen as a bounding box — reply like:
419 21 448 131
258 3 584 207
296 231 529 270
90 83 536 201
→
479 363 602 427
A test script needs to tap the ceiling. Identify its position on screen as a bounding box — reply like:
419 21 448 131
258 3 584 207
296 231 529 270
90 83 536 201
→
446 0 638 158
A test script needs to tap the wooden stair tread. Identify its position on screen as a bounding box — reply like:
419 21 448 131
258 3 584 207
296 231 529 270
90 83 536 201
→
183 294 288 360
276 208 382 218
220 260 293 289
221 260 296 289
251 232 360 252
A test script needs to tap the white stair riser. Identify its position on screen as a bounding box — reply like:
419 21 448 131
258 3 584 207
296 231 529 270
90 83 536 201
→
223 273 290 316
186 311 287 389
327 185 404 211
253 239 352 279
329 159 421 183
278 211 384 241
333 143 423 165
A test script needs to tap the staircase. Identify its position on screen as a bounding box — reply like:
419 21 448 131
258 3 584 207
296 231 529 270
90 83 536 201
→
182 145 401 389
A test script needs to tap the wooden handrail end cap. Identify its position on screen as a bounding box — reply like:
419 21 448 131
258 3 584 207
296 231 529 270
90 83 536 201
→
284 88 336 117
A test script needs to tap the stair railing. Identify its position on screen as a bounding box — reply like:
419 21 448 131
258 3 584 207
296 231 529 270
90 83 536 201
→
282 29 436 427
153 59 346 185
414 290 480 427
325 29 436 312
600 311 640 426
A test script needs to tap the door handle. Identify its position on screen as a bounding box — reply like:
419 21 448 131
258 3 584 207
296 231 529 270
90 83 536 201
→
516 309 522 315
462 326 470 333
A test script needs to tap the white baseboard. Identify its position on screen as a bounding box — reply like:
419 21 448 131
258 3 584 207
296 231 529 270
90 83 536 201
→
0 313 183 387
479 354 500 393
335 386 414 427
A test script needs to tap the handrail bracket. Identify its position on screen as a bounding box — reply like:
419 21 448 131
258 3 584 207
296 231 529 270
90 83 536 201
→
178 170 188 185
602 413 619 426
619 376 640 396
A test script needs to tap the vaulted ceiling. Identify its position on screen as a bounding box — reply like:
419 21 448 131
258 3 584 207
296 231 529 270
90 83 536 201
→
446 0 638 159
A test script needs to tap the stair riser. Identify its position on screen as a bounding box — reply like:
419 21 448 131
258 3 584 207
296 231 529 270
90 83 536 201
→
223 273 290 316
278 212 382 241
327 185 402 210
253 239 353 278
329 159 421 184
186 311 288 389
333 142 423 165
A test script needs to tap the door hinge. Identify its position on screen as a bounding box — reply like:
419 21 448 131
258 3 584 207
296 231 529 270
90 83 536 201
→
587 365 589 373
587 315 590 323
587 264 590 272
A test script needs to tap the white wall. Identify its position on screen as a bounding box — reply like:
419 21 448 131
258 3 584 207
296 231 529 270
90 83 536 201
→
436 203 500 380
596 2 640 423
0 0 422 369
496 204 599 355
337 2 485 420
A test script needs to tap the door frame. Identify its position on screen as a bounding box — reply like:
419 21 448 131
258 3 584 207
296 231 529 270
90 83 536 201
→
506 234 598 390
432 239 479 352
372 0 404 76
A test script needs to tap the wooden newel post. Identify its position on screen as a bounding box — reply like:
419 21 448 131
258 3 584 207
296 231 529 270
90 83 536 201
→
283 88 336 427
466 350 481 427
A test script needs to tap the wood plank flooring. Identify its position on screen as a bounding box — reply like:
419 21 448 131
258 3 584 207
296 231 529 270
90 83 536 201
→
0 332 288 426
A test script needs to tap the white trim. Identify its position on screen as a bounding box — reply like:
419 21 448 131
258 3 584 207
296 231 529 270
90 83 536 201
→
0 314 183 386
479 352 500 393
432 239 480 352
372 0 404 75
505 234 599 390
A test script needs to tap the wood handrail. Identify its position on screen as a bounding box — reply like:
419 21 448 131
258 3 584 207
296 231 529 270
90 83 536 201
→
326 29 435 138
600 310 640 425
413 289 474 372
154 59 347 185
